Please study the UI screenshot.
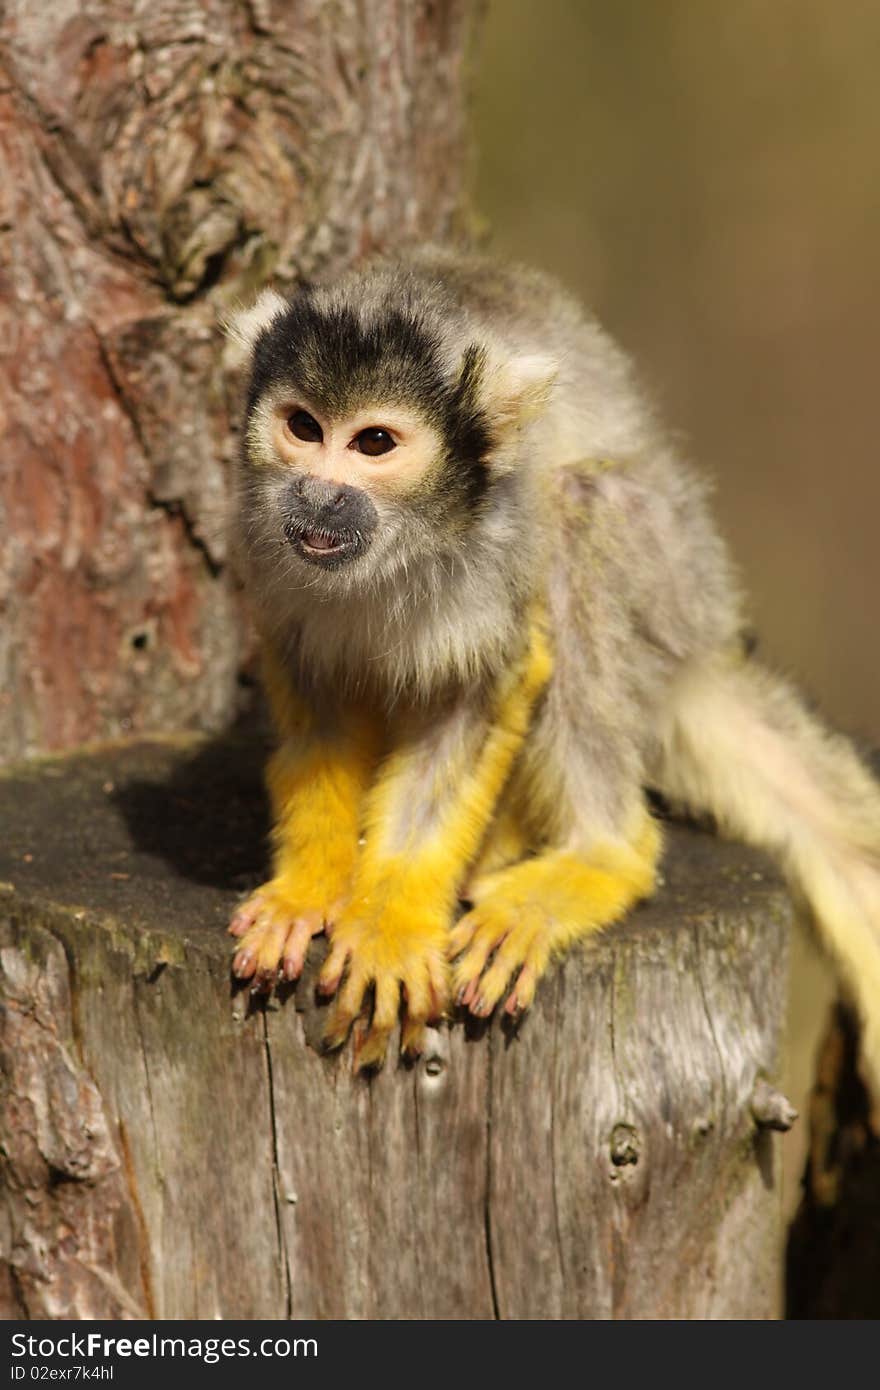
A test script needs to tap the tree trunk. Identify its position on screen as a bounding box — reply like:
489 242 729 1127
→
0 737 794 1320
0 0 481 762
786 1003 880 1318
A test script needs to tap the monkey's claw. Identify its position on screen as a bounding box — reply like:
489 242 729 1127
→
229 878 333 988
317 908 449 1071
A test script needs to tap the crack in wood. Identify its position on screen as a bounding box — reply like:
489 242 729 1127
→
261 1014 293 1318
483 1027 500 1319
693 917 730 1124
548 974 567 1310
116 1122 157 1319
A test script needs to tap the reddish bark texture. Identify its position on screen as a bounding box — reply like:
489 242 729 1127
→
0 0 481 760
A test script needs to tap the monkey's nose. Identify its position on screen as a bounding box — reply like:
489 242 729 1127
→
282 475 379 561
294 476 367 529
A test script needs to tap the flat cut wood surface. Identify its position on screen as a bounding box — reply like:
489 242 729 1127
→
0 736 792 1319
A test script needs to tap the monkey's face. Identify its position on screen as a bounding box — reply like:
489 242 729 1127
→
232 270 557 600
241 385 453 588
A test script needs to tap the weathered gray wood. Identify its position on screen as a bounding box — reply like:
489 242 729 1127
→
0 737 793 1319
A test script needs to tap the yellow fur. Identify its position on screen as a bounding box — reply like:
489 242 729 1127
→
465 799 532 890
232 610 553 1065
230 646 379 984
450 808 661 1014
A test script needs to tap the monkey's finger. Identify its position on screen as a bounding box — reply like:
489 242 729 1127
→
317 938 350 996
231 945 257 979
399 962 446 1058
254 918 293 987
426 958 451 1021
469 940 532 1016
281 913 324 982
451 917 509 1002
472 935 548 1018
401 1016 427 1058
231 918 285 981
353 974 399 1072
322 966 369 1050
403 964 439 1021
458 978 480 1010
447 917 479 958
504 961 538 1015
228 895 265 937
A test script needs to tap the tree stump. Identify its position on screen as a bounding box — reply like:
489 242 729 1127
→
0 736 794 1320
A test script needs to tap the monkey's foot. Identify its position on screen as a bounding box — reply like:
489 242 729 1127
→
229 877 343 989
449 833 660 1017
317 906 449 1071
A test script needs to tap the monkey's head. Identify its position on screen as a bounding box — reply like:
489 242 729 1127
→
227 261 557 601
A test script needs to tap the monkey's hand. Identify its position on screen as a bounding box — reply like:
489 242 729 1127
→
450 816 660 1016
229 871 351 990
317 879 450 1071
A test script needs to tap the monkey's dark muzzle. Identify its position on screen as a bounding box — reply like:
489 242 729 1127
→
281 475 377 569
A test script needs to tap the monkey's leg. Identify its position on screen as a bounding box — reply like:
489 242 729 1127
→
230 648 380 988
318 612 552 1070
450 806 661 1016
460 792 532 900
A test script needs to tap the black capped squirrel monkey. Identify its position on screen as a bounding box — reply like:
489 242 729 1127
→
226 247 880 1079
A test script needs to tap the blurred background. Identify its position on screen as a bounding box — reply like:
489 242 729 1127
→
473 0 880 1218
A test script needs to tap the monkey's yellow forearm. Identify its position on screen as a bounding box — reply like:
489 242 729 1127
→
265 725 373 892
261 643 378 886
229 648 379 984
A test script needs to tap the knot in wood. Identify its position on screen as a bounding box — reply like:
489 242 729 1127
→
750 1078 798 1131
610 1123 641 1166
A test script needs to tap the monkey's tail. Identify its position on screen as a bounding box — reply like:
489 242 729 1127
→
653 652 880 1089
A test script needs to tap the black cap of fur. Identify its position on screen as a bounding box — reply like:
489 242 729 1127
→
247 290 494 509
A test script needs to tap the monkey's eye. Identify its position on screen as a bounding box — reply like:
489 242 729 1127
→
287 410 323 443
353 427 396 457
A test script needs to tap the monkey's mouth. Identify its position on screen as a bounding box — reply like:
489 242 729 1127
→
284 520 365 568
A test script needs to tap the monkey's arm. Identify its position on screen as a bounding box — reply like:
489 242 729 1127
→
317 610 552 1069
448 636 663 1019
230 645 379 986
451 455 706 1018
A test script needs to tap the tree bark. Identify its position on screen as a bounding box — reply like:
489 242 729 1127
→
786 1003 880 1318
0 737 794 1319
0 0 482 761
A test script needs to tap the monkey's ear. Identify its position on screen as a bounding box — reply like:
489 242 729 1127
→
221 288 288 370
481 351 558 435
